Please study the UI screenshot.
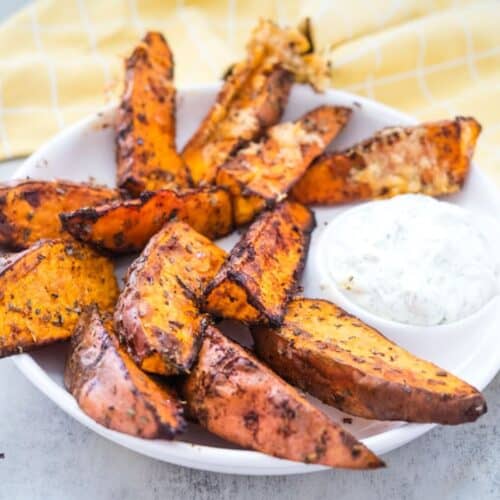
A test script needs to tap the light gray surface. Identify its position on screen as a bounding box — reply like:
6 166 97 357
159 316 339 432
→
0 0 30 20
0 1 500 498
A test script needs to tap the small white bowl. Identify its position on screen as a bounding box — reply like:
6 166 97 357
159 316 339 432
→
309 200 500 369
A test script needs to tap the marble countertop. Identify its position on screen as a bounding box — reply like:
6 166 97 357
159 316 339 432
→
0 1 499 497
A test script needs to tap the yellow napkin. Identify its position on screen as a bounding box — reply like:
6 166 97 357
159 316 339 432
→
0 0 499 186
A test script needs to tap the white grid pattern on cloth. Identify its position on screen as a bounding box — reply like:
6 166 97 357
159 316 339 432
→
343 45 500 93
226 0 236 48
0 80 12 157
0 0 497 180
75 0 112 85
1 105 99 114
128 0 146 36
30 4 65 130
175 1 218 75
415 25 457 116
376 0 404 29
457 11 480 83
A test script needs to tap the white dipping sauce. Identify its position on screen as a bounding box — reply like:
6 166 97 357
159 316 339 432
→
321 194 500 326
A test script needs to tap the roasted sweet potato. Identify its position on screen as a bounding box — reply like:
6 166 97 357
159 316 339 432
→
217 106 351 225
203 201 314 324
291 117 481 205
0 239 118 358
0 180 119 250
182 66 291 187
182 325 383 469
116 32 188 195
60 187 233 253
115 221 227 375
65 307 185 438
253 299 487 425
181 20 330 186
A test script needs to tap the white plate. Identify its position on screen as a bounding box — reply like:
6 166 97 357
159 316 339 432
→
7 84 500 475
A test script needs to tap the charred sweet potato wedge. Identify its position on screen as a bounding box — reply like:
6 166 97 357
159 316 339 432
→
0 239 118 358
203 201 315 325
115 221 227 375
181 20 330 186
291 117 481 205
65 307 185 438
253 299 487 425
0 180 119 250
182 325 383 469
217 106 351 225
182 65 291 186
60 187 233 253
116 32 188 195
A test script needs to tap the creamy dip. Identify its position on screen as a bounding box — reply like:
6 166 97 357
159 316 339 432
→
321 194 500 326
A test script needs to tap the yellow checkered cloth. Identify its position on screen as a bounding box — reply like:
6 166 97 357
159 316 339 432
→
0 0 499 186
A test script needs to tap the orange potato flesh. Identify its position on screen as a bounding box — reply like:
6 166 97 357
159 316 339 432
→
216 106 351 225
0 239 118 358
0 180 119 250
115 221 227 375
203 201 315 325
204 279 262 324
60 187 233 253
182 325 383 469
116 32 189 195
65 307 185 438
291 117 481 205
253 299 487 424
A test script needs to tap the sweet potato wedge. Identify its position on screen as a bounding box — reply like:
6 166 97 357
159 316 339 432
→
65 307 185 438
0 180 119 250
291 117 481 205
115 221 227 375
181 19 330 186
182 65 291 187
60 187 233 253
253 299 487 424
217 106 351 225
116 32 188 195
203 201 315 324
0 239 118 358
181 325 383 469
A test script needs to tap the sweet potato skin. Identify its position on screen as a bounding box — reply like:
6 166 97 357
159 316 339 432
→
65 307 185 438
60 187 233 253
0 180 119 250
291 117 481 205
182 64 292 186
115 221 227 375
182 325 383 469
0 239 118 358
116 32 188 195
203 201 315 325
217 106 351 225
253 299 487 424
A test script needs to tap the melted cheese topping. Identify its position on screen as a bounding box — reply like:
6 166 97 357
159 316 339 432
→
349 127 453 196
267 122 324 167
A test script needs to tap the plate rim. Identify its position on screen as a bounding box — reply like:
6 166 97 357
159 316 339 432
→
10 83 500 475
